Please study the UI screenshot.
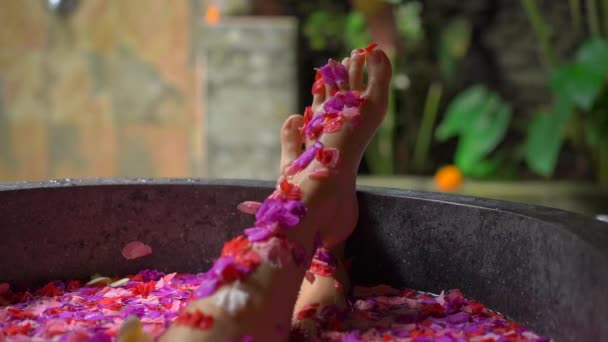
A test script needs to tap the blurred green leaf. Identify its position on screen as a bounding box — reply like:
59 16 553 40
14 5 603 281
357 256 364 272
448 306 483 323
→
344 11 370 52
586 119 603 146
395 2 424 44
587 106 608 146
576 38 608 75
525 114 562 176
303 10 345 51
550 62 604 111
461 159 499 178
454 102 511 173
438 18 471 79
525 98 574 176
435 85 489 141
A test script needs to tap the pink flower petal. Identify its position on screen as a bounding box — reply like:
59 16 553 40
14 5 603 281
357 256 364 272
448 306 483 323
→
237 201 262 215
308 167 330 180
341 106 361 127
121 241 153 260
308 167 338 180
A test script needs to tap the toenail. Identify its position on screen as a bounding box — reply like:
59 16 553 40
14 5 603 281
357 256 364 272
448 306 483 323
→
351 49 364 57
369 50 382 64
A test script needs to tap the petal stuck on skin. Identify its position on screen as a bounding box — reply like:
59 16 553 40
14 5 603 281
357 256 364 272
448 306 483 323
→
315 148 340 169
286 141 324 175
174 310 214 330
255 198 307 229
121 241 152 260
341 106 361 128
318 59 349 90
308 167 331 180
295 303 320 320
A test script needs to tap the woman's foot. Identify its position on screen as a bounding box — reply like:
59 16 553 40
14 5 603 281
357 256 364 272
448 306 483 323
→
279 48 392 339
283 47 392 249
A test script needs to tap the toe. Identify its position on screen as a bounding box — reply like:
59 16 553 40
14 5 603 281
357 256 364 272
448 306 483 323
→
339 57 351 91
364 49 392 102
312 74 326 109
280 115 305 174
364 49 392 119
348 51 365 91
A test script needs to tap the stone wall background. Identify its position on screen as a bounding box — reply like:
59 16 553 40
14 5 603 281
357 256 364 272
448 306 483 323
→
201 18 297 179
0 0 296 181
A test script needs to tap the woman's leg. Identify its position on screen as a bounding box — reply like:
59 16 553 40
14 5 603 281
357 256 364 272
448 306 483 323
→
288 52 370 340
161 48 392 342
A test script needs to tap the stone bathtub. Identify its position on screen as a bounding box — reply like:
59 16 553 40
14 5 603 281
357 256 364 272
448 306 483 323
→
0 179 606 341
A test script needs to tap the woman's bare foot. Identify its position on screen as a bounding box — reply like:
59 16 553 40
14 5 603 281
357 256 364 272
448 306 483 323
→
279 48 392 339
285 47 392 249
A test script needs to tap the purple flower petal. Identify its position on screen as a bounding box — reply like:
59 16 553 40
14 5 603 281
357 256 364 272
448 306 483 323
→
244 227 274 242
447 311 470 324
314 249 336 268
319 59 348 89
194 277 220 299
290 141 324 173
255 199 307 230
324 91 361 113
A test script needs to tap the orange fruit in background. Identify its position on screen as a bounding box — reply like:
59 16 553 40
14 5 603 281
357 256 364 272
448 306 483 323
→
434 165 463 192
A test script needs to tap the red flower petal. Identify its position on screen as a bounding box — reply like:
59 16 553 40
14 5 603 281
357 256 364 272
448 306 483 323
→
315 148 340 169
38 282 63 297
220 263 243 283
323 116 344 133
222 235 250 257
312 79 325 95
295 303 320 320
364 43 379 53
309 260 334 277
275 177 303 200
121 241 152 260
175 310 214 330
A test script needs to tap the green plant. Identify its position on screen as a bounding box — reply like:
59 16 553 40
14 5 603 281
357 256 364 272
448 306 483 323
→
526 38 608 179
435 86 512 178
434 0 608 184
521 0 608 183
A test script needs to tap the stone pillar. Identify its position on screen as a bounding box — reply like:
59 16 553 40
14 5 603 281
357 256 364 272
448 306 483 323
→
199 17 298 180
